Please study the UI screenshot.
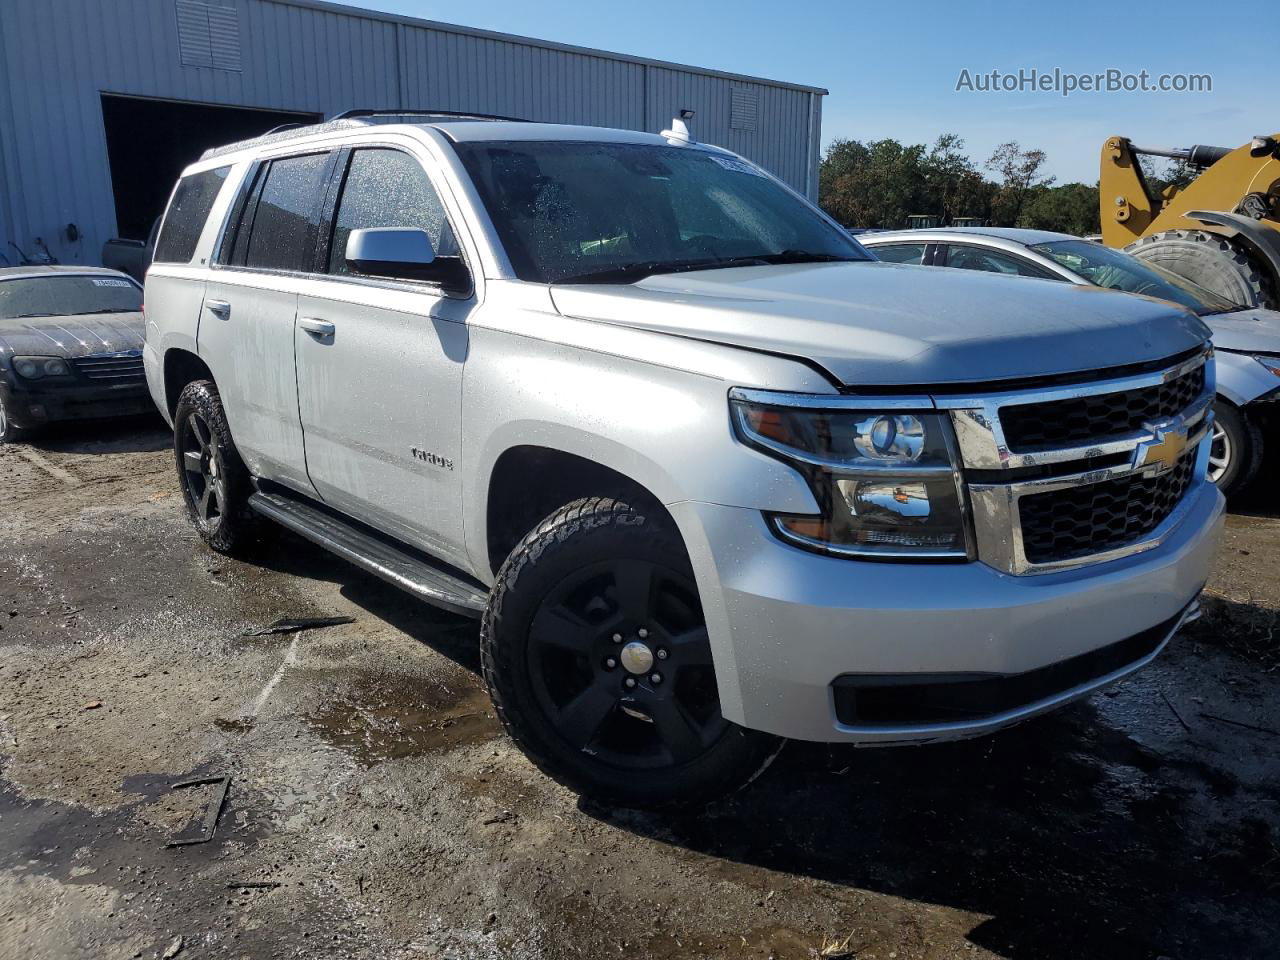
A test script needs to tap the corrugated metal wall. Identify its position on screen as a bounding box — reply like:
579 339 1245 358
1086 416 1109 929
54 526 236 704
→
0 0 824 267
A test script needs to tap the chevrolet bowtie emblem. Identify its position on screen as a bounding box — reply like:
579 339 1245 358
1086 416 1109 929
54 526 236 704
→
1133 419 1189 474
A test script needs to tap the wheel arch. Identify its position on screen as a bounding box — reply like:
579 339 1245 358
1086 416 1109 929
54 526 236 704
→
481 443 678 579
162 348 214 418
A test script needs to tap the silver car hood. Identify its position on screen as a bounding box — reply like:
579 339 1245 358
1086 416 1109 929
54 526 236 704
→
550 261 1210 386
0 311 144 359
1203 307 1280 355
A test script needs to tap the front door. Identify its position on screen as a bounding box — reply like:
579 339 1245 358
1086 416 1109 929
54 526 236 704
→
294 146 472 565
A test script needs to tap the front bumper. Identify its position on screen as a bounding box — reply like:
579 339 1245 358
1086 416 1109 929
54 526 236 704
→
0 376 155 429
670 478 1224 743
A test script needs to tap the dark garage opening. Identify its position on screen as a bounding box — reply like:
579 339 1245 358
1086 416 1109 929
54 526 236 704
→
101 94 319 240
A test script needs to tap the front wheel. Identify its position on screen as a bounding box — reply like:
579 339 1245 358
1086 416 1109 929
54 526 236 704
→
0 390 27 444
481 497 782 809
1208 400 1262 496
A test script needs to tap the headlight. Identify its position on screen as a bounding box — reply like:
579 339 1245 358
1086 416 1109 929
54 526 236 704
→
730 390 972 559
1254 354 1280 378
12 356 72 380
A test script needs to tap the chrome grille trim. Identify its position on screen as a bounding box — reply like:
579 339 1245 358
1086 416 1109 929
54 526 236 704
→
945 346 1214 575
935 348 1211 470
72 349 145 381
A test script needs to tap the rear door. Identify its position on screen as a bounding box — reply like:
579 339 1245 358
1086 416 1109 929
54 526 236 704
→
294 144 473 563
199 150 334 492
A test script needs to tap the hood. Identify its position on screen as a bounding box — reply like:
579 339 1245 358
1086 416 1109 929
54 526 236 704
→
1202 307 1280 355
549 261 1211 387
0 311 144 359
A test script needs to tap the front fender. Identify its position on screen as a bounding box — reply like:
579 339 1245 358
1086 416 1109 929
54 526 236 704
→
460 324 821 580
1215 349 1280 407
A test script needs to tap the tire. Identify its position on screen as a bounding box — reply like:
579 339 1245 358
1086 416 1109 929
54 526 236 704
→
1208 399 1263 497
172 379 258 555
1126 230 1276 309
481 496 782 809
0 391 24 444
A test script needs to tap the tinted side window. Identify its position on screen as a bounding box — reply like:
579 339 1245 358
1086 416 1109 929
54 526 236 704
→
242 153 331 272
327 149 457 275
945 245 1051 278
872 243 926 265
154 167 230 264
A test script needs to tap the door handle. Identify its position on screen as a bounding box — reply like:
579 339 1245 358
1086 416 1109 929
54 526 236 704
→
298 316 336 339
205 299 231 320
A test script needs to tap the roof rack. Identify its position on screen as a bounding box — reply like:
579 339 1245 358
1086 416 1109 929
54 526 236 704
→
199 108 535 161
329 108 533 123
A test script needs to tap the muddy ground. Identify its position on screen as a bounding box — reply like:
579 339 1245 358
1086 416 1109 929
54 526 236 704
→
1 416 1278 960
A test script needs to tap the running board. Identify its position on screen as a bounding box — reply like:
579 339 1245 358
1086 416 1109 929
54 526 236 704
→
248 491 489 618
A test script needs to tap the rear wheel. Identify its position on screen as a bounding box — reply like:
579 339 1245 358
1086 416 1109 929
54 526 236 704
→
481 497 782 809
1208 399 1263 496
173 380 258 555
1126 230 1275 309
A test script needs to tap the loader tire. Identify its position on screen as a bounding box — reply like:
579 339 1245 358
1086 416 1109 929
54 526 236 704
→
1126 229 1276 309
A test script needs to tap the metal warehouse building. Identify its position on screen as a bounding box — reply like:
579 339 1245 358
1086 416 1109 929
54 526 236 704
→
0 0 826 268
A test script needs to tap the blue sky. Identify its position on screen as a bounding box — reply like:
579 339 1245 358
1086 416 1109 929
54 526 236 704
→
362 0 1270 185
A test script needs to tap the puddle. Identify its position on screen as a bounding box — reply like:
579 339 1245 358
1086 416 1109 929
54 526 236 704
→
306 672 499 763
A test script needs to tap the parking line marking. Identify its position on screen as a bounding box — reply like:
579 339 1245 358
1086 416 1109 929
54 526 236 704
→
16 448 80 485
248 630 302 717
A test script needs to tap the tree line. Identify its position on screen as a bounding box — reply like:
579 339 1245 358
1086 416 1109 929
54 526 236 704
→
817 134 1101 236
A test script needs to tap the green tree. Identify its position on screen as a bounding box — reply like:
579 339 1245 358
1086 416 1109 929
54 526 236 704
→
921 134 976 223
819 137 929 229
985 142 1055 226
1020 182 1101 235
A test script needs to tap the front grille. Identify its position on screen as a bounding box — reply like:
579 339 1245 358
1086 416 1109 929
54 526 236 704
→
1000 365 1205 452
72 351 144 381
1018 452 1197 564
832 609 1180 727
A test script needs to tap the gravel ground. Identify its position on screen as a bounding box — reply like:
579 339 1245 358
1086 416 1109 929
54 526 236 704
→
1 416 1278 960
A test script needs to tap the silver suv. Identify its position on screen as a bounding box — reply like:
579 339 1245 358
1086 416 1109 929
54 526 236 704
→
144 111 1224 807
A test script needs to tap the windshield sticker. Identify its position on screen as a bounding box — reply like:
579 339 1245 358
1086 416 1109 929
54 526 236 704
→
91 278 134 287
709 155 767 178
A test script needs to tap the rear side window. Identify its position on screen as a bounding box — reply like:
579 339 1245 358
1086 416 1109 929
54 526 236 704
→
872 242 927 265
239 153 331 272
154 166 229 264
326 148 457 275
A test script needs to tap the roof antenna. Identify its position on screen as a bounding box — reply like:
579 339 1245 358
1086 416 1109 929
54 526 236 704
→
661 109 695 145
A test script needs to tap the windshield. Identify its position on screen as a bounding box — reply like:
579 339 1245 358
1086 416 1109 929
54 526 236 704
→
453 140 868 284
1028 239 1240 316
0 274 142 320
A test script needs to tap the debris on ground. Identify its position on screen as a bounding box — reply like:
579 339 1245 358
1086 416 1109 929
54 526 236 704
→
82 699 102 710
243 616 356 637
165 774 231 847
161 935 184 958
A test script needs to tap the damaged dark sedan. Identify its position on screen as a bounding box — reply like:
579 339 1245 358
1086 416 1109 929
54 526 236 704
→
0 265 153 442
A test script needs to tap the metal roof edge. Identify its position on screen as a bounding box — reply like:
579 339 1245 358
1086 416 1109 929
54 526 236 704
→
262 0 829 96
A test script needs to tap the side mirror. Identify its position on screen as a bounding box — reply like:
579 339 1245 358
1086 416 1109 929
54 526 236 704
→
345 228 470 293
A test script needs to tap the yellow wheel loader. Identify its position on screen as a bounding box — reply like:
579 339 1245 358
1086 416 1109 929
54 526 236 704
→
1099 135 1280 308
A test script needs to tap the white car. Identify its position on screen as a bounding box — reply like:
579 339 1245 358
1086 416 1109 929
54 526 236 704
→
862 227 1280 494
143 113 1221 807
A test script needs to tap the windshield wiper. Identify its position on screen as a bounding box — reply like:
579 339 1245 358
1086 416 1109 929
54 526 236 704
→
752 250 862 265
10 313 52 319
553 258 726 285
553 251 859 285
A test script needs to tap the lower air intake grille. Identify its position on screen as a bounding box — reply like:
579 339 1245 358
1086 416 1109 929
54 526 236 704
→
1018 452 1197 564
